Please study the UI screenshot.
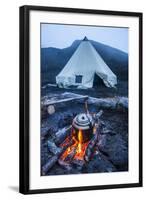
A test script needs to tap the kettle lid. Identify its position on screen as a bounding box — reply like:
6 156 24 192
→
72 113 93 130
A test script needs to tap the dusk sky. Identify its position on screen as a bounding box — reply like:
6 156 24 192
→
41 24 128 53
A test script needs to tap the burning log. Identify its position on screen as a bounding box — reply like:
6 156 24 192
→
54 125 72 145
83 110 103 162
64 146 77 162
42 139 74 175
58 109 104 164
84 131 98 162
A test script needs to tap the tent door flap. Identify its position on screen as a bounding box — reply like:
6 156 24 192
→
75 75 83 83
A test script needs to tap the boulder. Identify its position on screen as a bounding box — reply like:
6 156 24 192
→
98 134 128 171
83 153 116 173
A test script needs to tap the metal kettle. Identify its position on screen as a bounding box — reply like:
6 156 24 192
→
72 113 95 143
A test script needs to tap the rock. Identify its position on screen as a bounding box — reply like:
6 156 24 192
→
46 164 67 175
72 159 85 171
41 127 49 137
83 153 116 173
41 144 52 167
41 105 48 119
100 127 116 135
77 85 88 89
98 134 128 171
47 105 55 115
58 113 74 128
58 159 72 171
41 126 58 140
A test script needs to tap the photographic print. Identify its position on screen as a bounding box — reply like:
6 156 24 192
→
41 24 129 176
20 6 142 194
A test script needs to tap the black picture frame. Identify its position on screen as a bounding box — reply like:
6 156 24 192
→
19 5 143 194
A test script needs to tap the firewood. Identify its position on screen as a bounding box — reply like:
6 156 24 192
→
64 146 77 163
42 94 88 106
42 156 58 175
94 110 103 120
42 139 74 175
54 125 72 145
47 140 62 155
87 96 128 110
92 110 103 125
84 130 99 162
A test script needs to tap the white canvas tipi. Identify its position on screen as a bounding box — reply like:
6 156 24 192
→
56 37 117 89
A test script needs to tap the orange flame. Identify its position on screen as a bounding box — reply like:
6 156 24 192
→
77 129 83 153
60 129 89 161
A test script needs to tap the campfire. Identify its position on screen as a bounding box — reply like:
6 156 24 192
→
60 104 102 163
42 105 103 175
60 111 100 162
